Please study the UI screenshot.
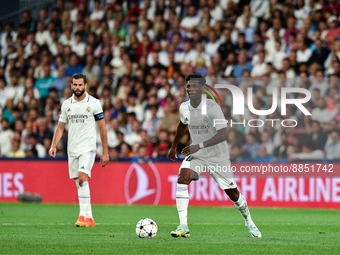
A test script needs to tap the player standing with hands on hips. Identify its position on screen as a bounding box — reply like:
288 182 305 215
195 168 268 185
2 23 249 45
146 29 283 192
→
49 73 109 227
168 74 261 238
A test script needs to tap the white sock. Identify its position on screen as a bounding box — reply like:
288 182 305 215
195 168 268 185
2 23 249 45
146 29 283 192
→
78 181 92 218
233 194 253 226
74 179 79 188
176 184 189 226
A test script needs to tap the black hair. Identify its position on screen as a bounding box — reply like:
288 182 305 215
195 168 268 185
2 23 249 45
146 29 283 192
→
29 134 38 139
0 76 7 85
303 140 316 151
150 104 159 111
127 112 136 118
49 87 58 93
185 73 206 84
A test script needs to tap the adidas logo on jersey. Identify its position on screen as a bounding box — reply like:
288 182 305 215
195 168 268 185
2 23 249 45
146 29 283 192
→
185 117 189 122
80 166 85 169
67 108 71 112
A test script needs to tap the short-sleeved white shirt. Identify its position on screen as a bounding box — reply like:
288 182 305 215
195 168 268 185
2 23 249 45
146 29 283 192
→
179 99 230 162
180 16 200 38
59 92 104 155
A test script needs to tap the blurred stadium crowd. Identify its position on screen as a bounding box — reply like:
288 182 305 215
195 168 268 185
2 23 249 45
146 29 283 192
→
0 0 340 162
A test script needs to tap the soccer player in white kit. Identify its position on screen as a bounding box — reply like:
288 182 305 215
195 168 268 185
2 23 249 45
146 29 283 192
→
49 73 109 227
168 74 261 238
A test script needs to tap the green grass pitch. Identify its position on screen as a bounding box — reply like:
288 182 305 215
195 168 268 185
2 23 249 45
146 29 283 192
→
0 203 339 255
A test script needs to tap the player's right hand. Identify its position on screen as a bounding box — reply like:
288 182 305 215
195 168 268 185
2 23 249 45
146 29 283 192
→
49 147 56 158
168 147 177 162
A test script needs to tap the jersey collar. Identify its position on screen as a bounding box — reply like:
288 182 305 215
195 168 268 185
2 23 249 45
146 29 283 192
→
71 92 89 103
188 100 202 111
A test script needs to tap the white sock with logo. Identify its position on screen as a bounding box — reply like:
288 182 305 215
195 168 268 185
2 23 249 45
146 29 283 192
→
176 184 189 226
78 181 92 218
233 194 253 226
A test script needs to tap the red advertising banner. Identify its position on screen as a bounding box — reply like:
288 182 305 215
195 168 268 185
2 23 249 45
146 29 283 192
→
0 161 340 208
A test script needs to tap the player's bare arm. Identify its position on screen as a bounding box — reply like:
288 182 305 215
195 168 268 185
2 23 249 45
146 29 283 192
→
96 118 109 167
168 121 188 162
181 127 228 156
49 121 66 158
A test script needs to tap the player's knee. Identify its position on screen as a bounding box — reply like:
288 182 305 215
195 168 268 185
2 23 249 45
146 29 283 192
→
78 173 88 184
225 188 239 201
177 176 191 185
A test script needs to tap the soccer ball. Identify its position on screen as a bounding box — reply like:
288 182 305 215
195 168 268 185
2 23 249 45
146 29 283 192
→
136 218 158 238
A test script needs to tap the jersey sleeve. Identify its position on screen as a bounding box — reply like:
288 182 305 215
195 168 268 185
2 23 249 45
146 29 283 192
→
210 104 227 131
180 105 188 125
59 102 68 123
93 99 104 121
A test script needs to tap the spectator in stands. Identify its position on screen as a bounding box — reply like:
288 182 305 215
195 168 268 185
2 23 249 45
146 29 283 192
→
296 37 312 63
153 142 169 159
0 118 14 157
254 144 274 162
235 33 251 55
180 5 200 39
324 16 340 48
34 65 56 106
119 142 132 158
230 143 250 162
51 65 67 97
35 21 51 46
273 131 288 160
109 147 119 162
205 30 221 58
66 53 83 77
26 134 46 158
312 98 337 124
6 74 25 105
8 138 25 158
308 39 330 67
98 45 114 67
90 0 105 21
235 5 257 31
131 145 151 163
19 10 35 32
325 130 340 160
156 101 179 134
260 131 274 156
82 54 101 82
251 50 267 77
142 104 161 138
0 76 7 112
283 16 299 45
107 119 120 149
288 140 324 161
124 121 142 146
232 51 252 79
38 8 49 27
35 117 53 151
306 121 328 150
243 133 260 160
126 93 144 123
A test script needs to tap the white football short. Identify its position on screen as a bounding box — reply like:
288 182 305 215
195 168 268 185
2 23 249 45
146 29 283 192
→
179 155 237 190
68 150 96 179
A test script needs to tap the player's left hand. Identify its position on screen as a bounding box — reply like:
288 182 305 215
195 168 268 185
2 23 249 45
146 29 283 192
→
181 144 200 156
100 153 110 167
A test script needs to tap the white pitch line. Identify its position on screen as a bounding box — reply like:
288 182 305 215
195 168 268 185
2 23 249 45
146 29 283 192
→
0 222 337 226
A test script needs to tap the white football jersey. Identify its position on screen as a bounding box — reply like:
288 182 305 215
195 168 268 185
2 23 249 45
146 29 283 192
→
59 92 104 155
179 99 230 161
